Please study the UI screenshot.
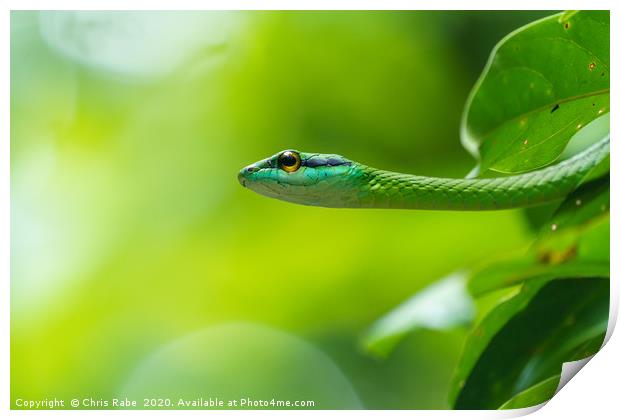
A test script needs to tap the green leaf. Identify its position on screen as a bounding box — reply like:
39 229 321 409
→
560 114 609 161
461 10 610 173
498 375 560 409
519 117 609 232
468 259 608 297
565 332 606 361
534 175 609 264
449 278 546 406
362 272 474 358
451 277 608 409
467 226 609 299
540 175 609 237
447 10 611 411
468 175 609 297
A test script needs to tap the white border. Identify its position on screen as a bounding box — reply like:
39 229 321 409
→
2 2 617 420
0 0 616 10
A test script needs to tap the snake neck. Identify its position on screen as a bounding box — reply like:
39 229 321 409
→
345 137 609 211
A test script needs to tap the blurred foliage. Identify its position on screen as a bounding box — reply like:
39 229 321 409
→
120 322 364 409
363 271 474 358
366 11 610 410
14 10 607 411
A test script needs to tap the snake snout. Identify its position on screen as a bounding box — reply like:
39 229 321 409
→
237 172 246 187
238 165 259 187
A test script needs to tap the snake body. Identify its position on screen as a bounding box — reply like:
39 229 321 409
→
238 136 609 211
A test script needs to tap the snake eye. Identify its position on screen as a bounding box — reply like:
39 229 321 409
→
278 151 301 173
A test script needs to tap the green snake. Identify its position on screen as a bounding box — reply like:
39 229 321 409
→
237 137 609 211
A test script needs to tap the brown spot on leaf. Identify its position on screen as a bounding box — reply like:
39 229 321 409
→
538 245 577 265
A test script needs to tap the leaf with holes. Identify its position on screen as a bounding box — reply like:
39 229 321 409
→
461 10 609 173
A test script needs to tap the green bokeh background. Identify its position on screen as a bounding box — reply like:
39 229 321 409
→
11 10 553 409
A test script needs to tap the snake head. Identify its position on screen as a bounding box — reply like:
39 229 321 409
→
238 149 358 207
